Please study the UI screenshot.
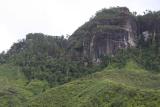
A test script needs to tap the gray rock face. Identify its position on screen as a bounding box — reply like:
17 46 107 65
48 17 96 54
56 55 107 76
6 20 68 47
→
68 7 137 64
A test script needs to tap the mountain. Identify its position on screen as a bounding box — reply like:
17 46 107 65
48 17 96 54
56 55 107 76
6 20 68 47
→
68 7 160 65
3 7 160 68
68 7 137 64
0 6 159 85
0 7 160 107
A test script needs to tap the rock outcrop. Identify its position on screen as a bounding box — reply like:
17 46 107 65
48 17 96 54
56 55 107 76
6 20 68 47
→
68 7 137 64
137 11 160 47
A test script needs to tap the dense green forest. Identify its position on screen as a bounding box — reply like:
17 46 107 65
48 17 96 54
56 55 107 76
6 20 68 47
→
0 7 160 107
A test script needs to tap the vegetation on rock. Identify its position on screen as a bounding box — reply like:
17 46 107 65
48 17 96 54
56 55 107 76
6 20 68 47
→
0 7 159 107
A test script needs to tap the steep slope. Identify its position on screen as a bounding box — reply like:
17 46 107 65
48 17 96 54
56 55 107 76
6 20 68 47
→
137 11 160 43
0 64 49 107
0 7 159 107
29 61 160 107
0 64 30 107
68 7 137 64
4 33 103 86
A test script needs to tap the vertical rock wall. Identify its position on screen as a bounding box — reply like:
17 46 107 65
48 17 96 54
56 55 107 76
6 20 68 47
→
68 7 137 64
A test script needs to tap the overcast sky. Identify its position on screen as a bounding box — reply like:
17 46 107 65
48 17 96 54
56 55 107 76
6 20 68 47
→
0 0 159 52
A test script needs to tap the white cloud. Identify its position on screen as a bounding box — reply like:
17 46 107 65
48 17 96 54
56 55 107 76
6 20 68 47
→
0 0 159 52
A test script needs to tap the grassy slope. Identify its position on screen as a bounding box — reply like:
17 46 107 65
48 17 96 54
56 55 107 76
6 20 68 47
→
0 64 49 107
0 61 160 107
29 61 160 107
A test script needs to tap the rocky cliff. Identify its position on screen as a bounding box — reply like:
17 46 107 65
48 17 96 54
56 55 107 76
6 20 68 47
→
137 11 160 48
68 7 137 64
6 7 160 66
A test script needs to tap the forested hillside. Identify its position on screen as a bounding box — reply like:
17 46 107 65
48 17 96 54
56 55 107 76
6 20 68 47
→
0 7 159 107
29 61 160 107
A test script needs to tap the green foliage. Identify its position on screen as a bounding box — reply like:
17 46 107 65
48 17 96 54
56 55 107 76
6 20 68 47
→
26 79 49 95
137 10 160 33
95 7 130 20
102 45 160 72
0 51 7 64
0 64 50 107
0 64 31 107
20 57 99 86
5 33 101 87
0 7 160 107
29 66 160 107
